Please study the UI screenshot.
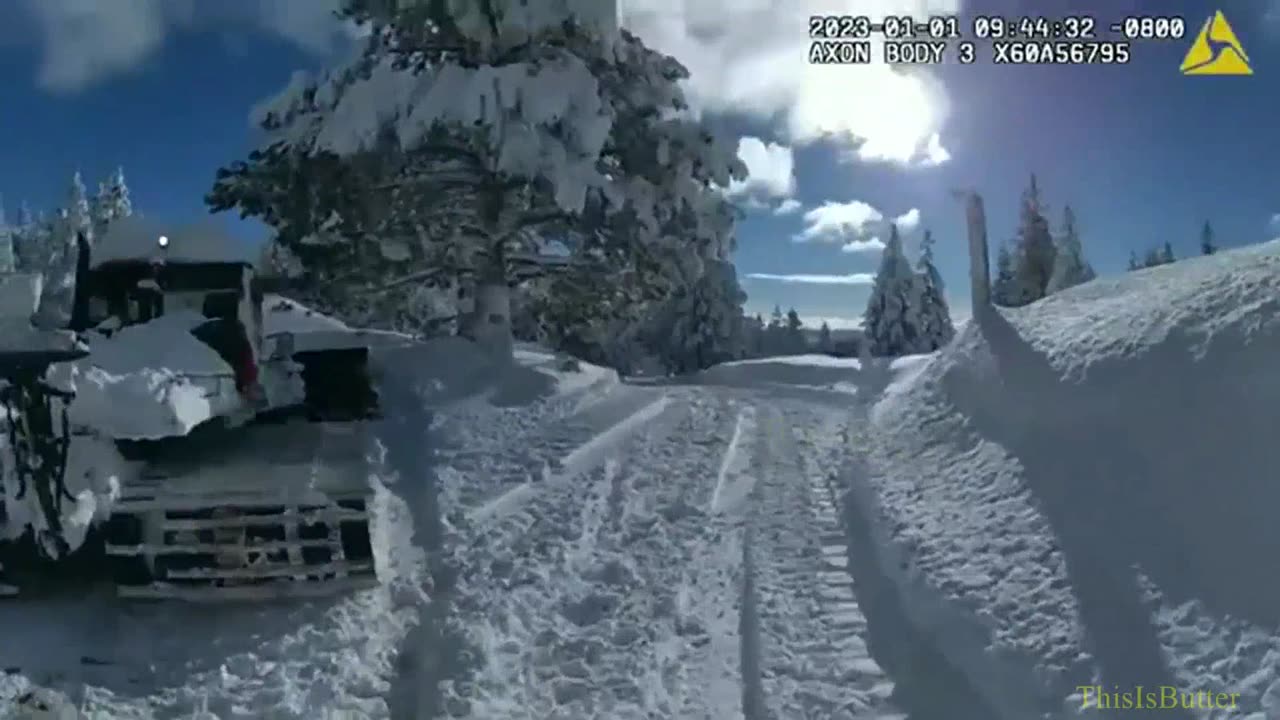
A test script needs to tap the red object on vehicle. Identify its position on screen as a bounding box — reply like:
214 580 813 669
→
235 342 258 393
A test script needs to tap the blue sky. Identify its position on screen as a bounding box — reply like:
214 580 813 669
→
0 0 1277 329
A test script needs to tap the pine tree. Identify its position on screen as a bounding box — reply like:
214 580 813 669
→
991 242 1018 306
208 1 745 360
784 308 805 354
1200 221 1216 255
0 195 13 273
817 321 833 354
650 260 746 373
1160 241 1175 265
863 224 926 357
67 171 92 242
1046 205 1096 293
95 166 133 233
748 313 766 356
1010 174 1056 305
914 229 954 351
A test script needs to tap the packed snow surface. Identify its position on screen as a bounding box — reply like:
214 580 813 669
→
862 240 1280 718
7 243 1277 719
3 333 908 719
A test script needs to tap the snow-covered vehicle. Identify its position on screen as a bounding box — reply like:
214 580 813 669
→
0 216 396 600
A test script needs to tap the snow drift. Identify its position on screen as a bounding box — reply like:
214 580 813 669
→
858 240 1280 718
698 355 862 396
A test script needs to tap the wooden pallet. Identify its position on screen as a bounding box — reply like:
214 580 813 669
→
106 491 377 602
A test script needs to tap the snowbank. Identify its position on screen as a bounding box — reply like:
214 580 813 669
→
858 241 1280 718
697 354 862 395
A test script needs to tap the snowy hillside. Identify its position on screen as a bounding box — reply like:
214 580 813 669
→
859 240 1280 718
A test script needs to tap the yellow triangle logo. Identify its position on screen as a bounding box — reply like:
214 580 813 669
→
1180 11 1252 75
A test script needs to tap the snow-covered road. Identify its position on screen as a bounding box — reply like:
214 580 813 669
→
2 354 970 720
402 374 915 720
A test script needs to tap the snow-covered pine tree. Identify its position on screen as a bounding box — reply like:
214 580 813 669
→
763 304 785 355
914 229 954 351
1160 241 1175 265
94 166 133 234
1200 221 1216 255
649 259 746 373
1142 246 1162 268
1046 204 1096 294
14 205 49 273
1010 174 1055 306
990 242 1018 306
1127 250 1140 271
0 196 13 273
66 172 92 244
209 0 743 362
743 313 765 357
863 223 925 357
817 321 833 354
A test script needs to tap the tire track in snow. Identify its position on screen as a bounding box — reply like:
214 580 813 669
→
748 403 904 719
443 385 673 526
443 394 733 718
466 393 673 525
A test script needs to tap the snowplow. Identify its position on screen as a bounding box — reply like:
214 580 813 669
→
0 216 399 600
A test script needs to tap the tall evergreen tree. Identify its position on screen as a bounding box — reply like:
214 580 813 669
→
650 260 746 373
1160 241 1175 265
207 1 745 361
1010 174 1056 305
1200 221 1216 255
863 224 925 357
991 242 1018 306
914 229 954 350
784 308 805 354
817 321 833 354
94 166 133 233
1046 204 1096 293
1127 250 1140 271
0 196 13 273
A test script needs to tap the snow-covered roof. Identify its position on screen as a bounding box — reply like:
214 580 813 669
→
92 215 256 268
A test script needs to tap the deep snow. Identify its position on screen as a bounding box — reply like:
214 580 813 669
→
4 241 1277 719
861 240 1280 718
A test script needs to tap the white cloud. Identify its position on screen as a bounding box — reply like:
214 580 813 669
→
842 237 885 254
727 136 796 200
794 200 883 243
919 132 951 165
774 198 803 216
621 0 957 166
893 208 921 232
18 0 352 93
745 272 876 285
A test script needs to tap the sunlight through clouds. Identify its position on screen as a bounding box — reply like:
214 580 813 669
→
621 0 958 166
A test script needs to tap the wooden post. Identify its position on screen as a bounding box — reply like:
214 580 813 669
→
964 192 991 311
